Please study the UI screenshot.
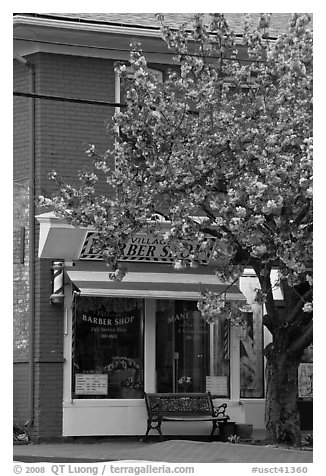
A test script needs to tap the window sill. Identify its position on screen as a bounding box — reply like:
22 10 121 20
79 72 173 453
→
63 398 145 407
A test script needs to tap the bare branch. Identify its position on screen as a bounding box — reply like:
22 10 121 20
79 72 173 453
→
287 288 313 324
287 320 313 355
253 265 279 322
263 313 275 334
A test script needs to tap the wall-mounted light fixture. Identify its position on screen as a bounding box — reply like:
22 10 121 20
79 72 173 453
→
50 260 64 304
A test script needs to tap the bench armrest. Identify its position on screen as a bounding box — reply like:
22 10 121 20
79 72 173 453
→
213 403 229 419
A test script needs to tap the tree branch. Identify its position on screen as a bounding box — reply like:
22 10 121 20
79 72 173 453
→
253 264 279 323
292 203 311 226
263 313 274 334
287 320 313 355
287 288 313 324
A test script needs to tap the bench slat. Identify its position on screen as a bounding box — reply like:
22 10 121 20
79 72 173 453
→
162 416 229 422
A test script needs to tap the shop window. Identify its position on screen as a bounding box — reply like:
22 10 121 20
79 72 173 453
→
72 296 144 399
239 309 264 398
156 300 230 397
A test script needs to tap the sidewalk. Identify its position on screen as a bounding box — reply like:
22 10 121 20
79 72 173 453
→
14 438 313 464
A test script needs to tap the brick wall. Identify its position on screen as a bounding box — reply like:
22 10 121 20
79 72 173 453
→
14 52 119 439
27 257 63 440
14 47 172 438
13 61 31 424
36 53 116 198
13 181 29 360
13 182 30 423
13 364 30 426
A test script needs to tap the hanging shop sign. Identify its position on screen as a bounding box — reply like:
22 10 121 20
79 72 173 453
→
79 231 217 264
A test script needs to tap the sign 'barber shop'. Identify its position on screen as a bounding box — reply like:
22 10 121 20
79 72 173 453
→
79 232 217 264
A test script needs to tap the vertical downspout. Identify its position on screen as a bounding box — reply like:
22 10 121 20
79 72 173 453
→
14 52 36 428
114 70 120 170
28 59 36 429
114 69 121 115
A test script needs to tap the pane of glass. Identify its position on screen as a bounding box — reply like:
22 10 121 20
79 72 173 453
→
174 301 208 393
156 300 174 392
156 300 230 396
207 318 230 397
240 307 264 398
72 296 144 399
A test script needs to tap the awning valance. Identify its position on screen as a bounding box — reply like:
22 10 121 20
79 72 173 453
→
66 270 245 301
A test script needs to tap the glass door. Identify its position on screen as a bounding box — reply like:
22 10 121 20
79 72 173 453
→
156 299 229 396
174 302 208 393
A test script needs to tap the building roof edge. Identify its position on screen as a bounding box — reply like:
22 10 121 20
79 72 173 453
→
13 14 163 38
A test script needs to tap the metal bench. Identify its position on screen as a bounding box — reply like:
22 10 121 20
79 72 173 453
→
144 392 230 440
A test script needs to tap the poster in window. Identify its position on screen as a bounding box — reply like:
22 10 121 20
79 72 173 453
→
206 376 228 396
240 309 264 398
298 363 313 399
75 373 108 395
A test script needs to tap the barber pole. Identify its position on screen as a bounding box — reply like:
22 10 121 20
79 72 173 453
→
223 318 229 361
50 260 64 304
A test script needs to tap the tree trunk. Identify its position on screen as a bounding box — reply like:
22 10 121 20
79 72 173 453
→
264 343 301 446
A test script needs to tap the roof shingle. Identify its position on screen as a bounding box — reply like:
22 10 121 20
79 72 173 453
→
17 13 312 39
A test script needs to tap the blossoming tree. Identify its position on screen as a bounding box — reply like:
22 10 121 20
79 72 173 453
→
42 13 312 445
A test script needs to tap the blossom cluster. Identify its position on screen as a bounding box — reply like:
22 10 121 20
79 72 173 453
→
104 357 139 371
178 376 192 384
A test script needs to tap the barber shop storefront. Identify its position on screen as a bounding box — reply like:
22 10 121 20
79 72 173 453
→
37 213 268 436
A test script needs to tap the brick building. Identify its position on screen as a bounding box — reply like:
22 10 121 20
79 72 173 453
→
13 13 311 441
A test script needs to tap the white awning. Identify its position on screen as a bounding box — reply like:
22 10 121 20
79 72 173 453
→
66 270 245 301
